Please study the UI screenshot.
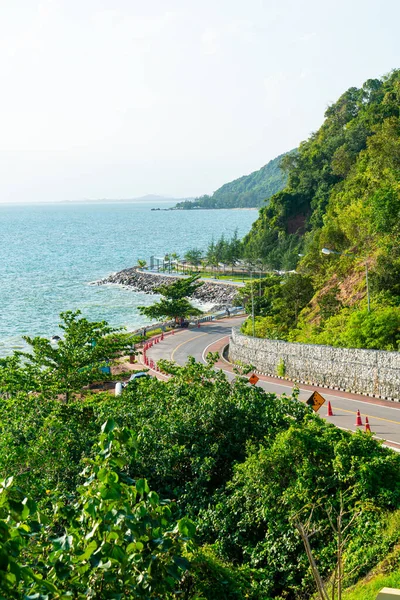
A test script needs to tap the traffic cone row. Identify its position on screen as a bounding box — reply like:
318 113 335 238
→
326 403 372 433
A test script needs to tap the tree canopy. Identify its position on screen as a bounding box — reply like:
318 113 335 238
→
139 275 203 322
1 310 131 401
238 69 400 350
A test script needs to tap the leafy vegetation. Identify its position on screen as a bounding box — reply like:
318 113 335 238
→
0 420 194 598
1 314 400 598
238 70 400 350
174 152 290 209
138 275 203 323
0 310 132 402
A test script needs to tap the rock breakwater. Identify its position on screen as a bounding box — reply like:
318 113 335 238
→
94 268 239 308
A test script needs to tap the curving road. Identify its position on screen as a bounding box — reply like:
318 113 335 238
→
144 316 400 449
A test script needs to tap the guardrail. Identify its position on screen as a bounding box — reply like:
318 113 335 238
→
130 306 245 339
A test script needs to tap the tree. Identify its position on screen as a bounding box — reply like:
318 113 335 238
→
170 252 180 272
19 310 132 402
184 248 203 269
136 259 147 269
154 274 203 300
139 275 204 323
139 297 202 322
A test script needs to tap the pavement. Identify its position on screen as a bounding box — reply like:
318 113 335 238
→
140 316 400 450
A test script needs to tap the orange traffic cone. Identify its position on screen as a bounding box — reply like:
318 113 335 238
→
355 410 363 426
365 416 371 433
327 401 334 417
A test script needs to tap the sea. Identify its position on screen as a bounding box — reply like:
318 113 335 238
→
0 201 257 356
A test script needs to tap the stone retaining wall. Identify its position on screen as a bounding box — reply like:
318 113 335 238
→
229 327 400 401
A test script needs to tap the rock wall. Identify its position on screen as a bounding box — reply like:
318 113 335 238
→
229 327 400 401
93 268 239 307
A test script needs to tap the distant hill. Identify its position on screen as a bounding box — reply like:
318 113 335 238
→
173 152 291 210
61 195 194 204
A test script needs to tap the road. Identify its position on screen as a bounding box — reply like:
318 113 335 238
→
143 316 400 449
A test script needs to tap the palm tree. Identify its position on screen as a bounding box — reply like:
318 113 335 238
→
170 252 180 272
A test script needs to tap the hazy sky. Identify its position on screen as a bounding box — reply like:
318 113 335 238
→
0 0 399 203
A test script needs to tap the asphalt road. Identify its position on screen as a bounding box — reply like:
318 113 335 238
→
145 317 400 449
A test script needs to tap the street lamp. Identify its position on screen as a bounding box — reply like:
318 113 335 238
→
248 265 255 337
321 248 370 312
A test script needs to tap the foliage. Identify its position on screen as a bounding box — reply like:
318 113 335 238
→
184 248 204 267
185 546 266 600
174 151 290 209
205 230 242 271
240 274 314 340
276 358 286 377
153 274 203 299
139 275 203 322
0 474 38 598
1 342 400 598
292 303 400 350
235 69 400 351
139 297 202 322
112 357 308 516
203 418 400 598
0 421 194 598
1 310 131 402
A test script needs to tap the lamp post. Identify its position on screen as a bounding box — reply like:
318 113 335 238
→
321 248 370 312
249 265 255 337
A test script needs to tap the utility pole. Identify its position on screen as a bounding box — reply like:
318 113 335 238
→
365 261 370 312
250 267 255 337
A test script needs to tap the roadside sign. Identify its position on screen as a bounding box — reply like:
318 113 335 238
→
249 373 259 385
306 390 326 412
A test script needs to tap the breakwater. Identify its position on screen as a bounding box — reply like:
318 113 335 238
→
94 268 239 308
229 327 400 401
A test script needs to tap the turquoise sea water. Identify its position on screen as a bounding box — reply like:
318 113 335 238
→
0 202 257 356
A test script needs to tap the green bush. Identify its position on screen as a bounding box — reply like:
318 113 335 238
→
276 358 286 377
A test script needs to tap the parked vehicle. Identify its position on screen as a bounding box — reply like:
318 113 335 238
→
122 371 150 388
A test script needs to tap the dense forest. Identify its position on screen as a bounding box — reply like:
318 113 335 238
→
236 69 400 349
174 152 289 209
1 313 400 599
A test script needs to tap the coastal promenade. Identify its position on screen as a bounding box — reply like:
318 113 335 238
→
141 316 400 450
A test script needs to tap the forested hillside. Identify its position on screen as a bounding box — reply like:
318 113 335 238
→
174 151 289 209
240 69 400 350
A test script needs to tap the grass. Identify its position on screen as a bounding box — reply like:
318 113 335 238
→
342 546 400 600
159 269 259 282
342 569 400 599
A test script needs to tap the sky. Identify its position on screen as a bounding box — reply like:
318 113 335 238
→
0 0 399 203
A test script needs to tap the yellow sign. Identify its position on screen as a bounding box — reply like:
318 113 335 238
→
249 373 259 386
306 390 326 412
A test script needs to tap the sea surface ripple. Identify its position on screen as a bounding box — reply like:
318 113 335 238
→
0 201 257 355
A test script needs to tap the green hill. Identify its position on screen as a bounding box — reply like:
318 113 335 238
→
240 69 400 350
174 151 290 209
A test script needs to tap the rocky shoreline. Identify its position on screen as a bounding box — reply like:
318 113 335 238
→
93 268 239 309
